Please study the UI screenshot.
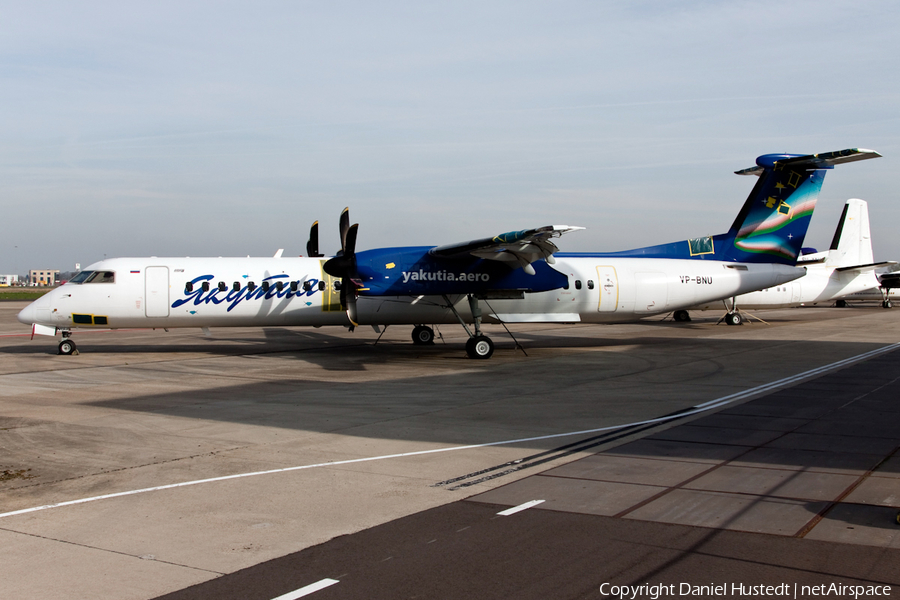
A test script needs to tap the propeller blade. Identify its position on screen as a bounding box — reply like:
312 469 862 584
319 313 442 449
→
336 278 359 325
344 223 358 257
346 293 359 326
339 207 350 255
306 221 320 257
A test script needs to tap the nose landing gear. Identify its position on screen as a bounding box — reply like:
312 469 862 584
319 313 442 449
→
58 332 78 355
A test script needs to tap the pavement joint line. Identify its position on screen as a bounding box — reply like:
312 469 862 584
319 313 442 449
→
1 341 898 521
0 525 225 575
271 578 339 600
794 442 900 538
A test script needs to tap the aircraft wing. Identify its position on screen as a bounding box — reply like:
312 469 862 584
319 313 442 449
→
429 225 584 275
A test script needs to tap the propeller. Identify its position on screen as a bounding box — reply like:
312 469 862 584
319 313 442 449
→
323 207 361 325
306 221 323 258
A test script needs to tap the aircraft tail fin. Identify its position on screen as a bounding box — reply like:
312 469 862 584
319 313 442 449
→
713 149 881 264
824 199 874 267
587 149 880 264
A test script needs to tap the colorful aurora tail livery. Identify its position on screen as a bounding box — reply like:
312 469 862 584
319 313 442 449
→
585 149 880 265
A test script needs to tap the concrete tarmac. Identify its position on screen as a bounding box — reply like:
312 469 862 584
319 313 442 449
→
0 301 898 599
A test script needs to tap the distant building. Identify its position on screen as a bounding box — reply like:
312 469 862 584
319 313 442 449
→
0 274 18 286
29 269 60 286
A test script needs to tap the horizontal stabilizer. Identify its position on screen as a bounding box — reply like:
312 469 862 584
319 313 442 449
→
735 148 881 176
836 261 899 273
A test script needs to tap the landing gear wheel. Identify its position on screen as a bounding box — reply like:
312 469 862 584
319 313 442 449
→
883 300 893 309
725 312 743 326
835 300 847 308
465 335 494 359
58 339 77 355
673 310 691 323
411 325 435 345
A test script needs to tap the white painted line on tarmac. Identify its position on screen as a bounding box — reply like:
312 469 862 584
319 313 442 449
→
498 500 545 516
271 578 339 599
1 341 897 521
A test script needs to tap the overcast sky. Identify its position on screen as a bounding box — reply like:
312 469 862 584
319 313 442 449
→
2 1 898 275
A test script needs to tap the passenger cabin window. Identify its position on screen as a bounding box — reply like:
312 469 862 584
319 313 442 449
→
275 281 284 291
333 280 342 291
185 282 193 293
247 282 256 292
318 281 326 291
202 282 210 292
587 280 595 290
262 281 270 292
217 282 227 292
563 279 570 290
232 282 240 292
290 281 298 292
575 280 583 290
84 271 115 284
303 281 312 292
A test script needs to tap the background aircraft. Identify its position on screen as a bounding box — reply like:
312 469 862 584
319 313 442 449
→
18 148 879 358
836 266 900 308
682 198 896 323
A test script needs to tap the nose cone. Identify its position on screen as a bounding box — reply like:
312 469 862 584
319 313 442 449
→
17 301 37 325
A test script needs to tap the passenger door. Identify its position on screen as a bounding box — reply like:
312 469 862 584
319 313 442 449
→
145 266 170 317
596 266 618 312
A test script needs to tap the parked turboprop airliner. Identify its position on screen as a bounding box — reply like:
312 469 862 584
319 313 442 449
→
18 148 880 358
678 198 896 323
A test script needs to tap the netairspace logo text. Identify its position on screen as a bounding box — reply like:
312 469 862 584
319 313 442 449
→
599 582 892 599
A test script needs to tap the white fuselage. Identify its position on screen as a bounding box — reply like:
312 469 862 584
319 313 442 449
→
18 256 804 332
690 261 880 311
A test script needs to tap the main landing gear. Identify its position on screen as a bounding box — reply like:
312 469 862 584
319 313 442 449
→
411 325 435 345
465 335 494 359
440 294 495 359
673 310 692 322
58 331 78 355
878 287 893 308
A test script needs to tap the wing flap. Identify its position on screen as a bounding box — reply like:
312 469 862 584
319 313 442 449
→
429 225 584 272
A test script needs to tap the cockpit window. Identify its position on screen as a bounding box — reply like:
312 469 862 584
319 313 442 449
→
84 271 115 284
68 271 94 284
